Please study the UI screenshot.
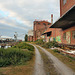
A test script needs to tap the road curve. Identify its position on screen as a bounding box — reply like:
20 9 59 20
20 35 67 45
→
37 45 75 75
32 45 46 75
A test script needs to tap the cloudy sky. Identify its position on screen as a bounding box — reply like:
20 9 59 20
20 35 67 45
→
0 0 60 40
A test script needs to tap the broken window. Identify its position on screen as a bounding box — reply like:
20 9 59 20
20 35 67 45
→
72 31 75 39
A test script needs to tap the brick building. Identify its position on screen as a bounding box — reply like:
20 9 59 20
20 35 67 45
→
28 30 33 41
60 0 75 16
50 0 75 49
43 28 62 43
28 36 33 42
33 20 51 41
42 14 62 43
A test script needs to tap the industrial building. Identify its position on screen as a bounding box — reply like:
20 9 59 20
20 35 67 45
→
50 0 75 49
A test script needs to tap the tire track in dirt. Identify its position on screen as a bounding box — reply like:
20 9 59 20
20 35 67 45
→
32 45 46 75
37 45 75 75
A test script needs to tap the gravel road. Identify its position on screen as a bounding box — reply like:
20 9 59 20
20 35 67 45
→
37 45 75 75
33 45 46 75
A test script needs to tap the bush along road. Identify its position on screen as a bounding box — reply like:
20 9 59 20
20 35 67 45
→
0 42 35 75
30 43 75 75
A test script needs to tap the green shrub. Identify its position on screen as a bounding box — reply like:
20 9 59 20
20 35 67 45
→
0 48 34 67
42 41 58 48
35 39 44 45
53 49 60 53
67 55 75 60
13 42 34 51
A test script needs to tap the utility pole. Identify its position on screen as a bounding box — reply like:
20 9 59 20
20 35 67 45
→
14 32 18 42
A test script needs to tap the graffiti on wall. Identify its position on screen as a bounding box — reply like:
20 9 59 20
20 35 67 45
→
50 37 53 41
56 36 61 43
46 37 49 42
66 32 71 44
53 38 56 41
50 37 57 42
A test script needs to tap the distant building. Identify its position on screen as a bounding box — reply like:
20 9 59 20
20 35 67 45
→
42 14 62 42
50 0 75 49
42 28 62 43
28 30 33 41
33 20 51 41
0 38 14 43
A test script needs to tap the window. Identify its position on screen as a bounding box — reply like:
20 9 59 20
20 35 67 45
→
38 23 40 24
63 33 66 40
48 23 50 25
43 23 46 25
72 31 75 39
63 0 67 5
47 32 51 37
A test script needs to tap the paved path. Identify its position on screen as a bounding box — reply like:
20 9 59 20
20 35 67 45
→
37 45 75 75
33 45 46 75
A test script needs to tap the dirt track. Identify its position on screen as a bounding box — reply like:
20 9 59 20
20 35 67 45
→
33 45 46 75
37 45 75 75
30 43 75 75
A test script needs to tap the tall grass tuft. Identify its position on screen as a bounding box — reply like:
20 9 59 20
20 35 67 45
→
13 42 34 51
0 42 34 67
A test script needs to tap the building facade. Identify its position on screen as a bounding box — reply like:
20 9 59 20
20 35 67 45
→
50 0 75 49
60 0 75 16
33 20 51 41
43 28 62 43
28 30 33 41
60 0 75 46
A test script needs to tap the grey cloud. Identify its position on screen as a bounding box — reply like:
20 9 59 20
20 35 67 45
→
0 0 60 40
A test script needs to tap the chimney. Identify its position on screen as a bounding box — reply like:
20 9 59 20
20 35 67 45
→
51 14 53 25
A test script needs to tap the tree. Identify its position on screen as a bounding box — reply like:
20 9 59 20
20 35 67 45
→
25 34 28 42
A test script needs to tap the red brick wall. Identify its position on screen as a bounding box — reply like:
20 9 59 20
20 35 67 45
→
44 28 62 42
49 28 62 42
60 0 75 16
52 26 75 45
33 21 51 41
28 36 33 41
28 36 30 41
62 26 75 45
59 0 75 46
44 26 75 45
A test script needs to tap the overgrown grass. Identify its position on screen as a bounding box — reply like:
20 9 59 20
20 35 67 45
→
46 49 75 72
0 42 34 67
35 39 58 48
0 48 34 67
53 49 75 60
53 49 60 53
13 42 34 51
0 53 35 75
